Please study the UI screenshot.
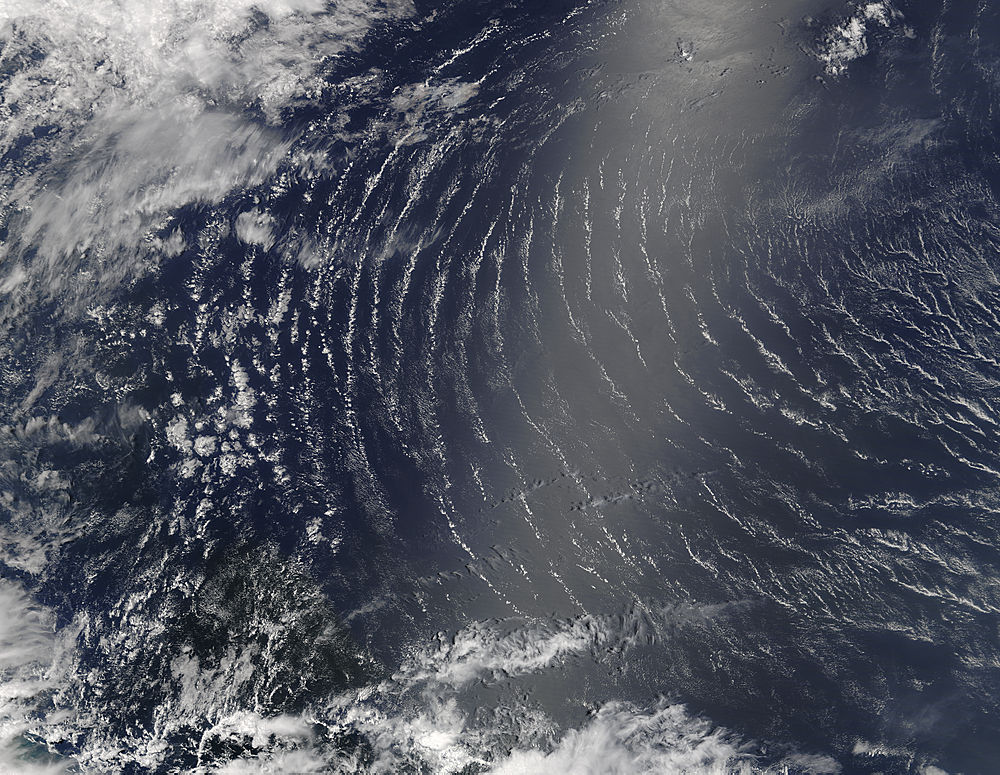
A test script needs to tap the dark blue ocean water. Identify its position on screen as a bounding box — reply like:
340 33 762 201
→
2 0 1000 772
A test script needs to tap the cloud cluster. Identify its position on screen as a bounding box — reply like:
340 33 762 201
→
815 2 908 76
0 0 415 306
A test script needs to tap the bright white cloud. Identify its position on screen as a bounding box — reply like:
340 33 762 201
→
0 0 415 306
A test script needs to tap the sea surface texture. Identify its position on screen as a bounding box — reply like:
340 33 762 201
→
0 0 996 772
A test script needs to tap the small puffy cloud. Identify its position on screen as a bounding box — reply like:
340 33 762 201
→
235 209 277 249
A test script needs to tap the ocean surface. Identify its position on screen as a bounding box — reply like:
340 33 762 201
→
0 0 998 772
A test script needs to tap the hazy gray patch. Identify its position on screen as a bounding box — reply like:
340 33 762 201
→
235 209 277 249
